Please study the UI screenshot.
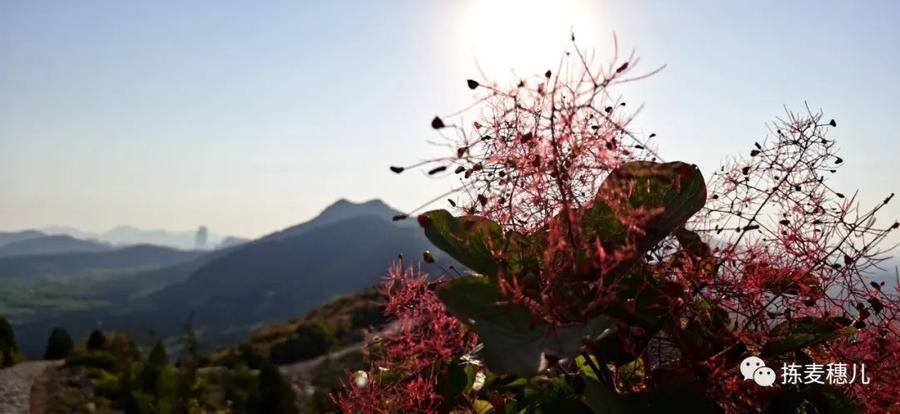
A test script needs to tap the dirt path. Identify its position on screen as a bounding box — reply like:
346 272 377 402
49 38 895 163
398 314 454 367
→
279 342 364 383
0 361 62 414
279 324 397 395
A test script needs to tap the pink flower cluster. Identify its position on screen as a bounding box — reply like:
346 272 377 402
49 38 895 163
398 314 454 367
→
333 263 477 413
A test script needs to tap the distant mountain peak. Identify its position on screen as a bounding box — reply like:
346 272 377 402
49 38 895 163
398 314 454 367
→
262 198 403 242
315 198 400 224
319 198 397 216
327 197 391 207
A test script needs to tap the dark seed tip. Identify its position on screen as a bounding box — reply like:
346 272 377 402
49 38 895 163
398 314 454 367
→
431 116 445 129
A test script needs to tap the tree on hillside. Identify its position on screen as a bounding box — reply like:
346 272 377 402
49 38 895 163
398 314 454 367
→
0 315 17 367
237 344 267 370
269 322 332 364
101 331 140 369
177 315 203 368
350 303 387 329
86 329 107 351
44 327 74 360
147 340 169 367
141 340 169 392
254 363 298 414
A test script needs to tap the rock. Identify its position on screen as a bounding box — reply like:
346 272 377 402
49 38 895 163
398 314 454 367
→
0 360 63 414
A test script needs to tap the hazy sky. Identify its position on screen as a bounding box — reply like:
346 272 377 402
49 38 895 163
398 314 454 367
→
2 1 899 238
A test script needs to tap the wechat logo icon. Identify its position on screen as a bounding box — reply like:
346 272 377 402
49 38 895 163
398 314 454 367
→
740 356 776 387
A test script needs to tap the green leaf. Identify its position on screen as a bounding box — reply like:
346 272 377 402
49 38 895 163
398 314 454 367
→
603 264 670 329
504 229 544 276
617 358 645 387
419 210 504 277
441 361 470 400
580 198 626 247
436 275 531 331
519 376 577 412
502 377 530 388
464 363 479 390
674 227 711 260
674 227 718 278
575 354 600 381
474 399 495 414
678 300 733 360
591 265 670 363
437 276 616 376
762 317 856 357
583 161 706 272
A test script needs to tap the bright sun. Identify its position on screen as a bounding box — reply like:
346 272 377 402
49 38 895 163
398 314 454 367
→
458 0 603 82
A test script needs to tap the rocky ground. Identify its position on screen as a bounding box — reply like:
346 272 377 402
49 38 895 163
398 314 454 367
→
0 360 63 414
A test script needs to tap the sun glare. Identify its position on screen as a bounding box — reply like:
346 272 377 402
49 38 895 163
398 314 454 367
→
458 0 603 83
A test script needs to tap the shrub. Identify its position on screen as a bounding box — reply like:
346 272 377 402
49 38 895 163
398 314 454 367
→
238 344 267 369
253 363 298 414
105 331 139 362
141 340 169 392
92 369 122 398
0 315 17 367
86 329 107 351
146 340 169 367
44 327 74 360
66 350 118 371
269 323 331 364
350 303 387 329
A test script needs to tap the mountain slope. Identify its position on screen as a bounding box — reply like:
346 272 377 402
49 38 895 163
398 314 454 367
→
0 245 204 280
12 212 445 355
0 235 111 258
0 230 44 248
0 245 210 324
127 215 439 338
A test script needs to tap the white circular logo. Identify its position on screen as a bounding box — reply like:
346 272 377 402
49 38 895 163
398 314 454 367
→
740 356 765 380
753 366 777 387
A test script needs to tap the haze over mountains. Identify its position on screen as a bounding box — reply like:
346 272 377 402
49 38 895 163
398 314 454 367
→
2 199 453 356
41 225 244 250
0 234 112 258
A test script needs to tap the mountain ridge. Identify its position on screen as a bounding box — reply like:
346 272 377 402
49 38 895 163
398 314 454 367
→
260 198 404 242
0 235 112 258
0 230 45 248
10 198 442 356
43 225 236 250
